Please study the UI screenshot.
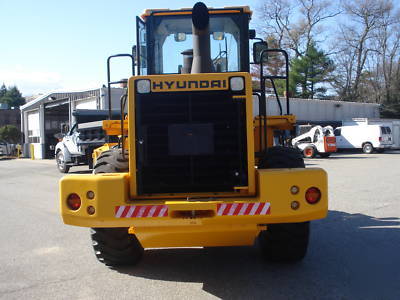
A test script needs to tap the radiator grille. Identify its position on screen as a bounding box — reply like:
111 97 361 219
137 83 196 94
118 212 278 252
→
135 91 248 194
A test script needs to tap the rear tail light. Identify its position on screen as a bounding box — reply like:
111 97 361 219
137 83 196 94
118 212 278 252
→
305 187 321 204
67 193 81 210
379 137 382 142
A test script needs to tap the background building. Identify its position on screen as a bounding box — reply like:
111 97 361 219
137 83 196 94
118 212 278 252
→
20 90 383 159
20 87 125 159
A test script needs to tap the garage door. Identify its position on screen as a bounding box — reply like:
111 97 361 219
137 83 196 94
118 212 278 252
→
27 110 40 143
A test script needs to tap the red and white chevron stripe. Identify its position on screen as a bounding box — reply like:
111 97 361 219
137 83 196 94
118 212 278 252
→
115 205 168 218
216 202 270 216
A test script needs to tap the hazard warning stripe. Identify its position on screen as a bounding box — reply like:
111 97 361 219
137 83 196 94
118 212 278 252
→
216 202 270 216
115 205 168 218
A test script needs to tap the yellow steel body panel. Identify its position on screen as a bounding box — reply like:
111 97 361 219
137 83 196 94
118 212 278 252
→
60 168 327 247
102 119 128 136
127 73 256 198
254 115 297 152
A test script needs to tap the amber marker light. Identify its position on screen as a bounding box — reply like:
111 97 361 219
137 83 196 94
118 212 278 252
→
305 187 321 204
87 206 96 215
290 185 299 195
86 191 95 199
67 193 81 210
291 201 300 210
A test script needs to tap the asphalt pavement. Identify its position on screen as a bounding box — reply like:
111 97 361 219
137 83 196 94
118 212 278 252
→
0 152 399 299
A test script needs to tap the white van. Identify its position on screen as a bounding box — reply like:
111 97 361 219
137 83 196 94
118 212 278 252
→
334 125 393 153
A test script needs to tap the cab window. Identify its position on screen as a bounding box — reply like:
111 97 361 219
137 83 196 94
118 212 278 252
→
152 15 242 74
334 128 341 136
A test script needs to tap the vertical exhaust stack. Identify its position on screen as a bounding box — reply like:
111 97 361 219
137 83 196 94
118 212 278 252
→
191 2 212 73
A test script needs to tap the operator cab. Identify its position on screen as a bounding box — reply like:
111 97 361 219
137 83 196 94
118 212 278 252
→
136 6 252 75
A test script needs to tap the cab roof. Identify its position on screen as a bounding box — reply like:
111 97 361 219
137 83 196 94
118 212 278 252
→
141 6 252 20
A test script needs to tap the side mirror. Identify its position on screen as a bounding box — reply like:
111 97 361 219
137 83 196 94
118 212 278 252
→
253 41 268 64
61 124 69 134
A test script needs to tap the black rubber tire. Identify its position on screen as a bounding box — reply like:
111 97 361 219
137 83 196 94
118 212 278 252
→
258 222 310 262
258 146 305 169
319 152 331 158
91 149 142 267
302 146 316 158
257 146 309 262
93 149 128 174
56 151 70 173
362 143 373 154
91 228 144 267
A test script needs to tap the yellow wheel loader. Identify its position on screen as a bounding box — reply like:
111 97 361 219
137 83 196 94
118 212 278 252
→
60 2 328 267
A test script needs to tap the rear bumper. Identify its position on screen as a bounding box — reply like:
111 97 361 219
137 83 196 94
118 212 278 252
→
378 144 392 149
60 168 327 247
60 168 327 228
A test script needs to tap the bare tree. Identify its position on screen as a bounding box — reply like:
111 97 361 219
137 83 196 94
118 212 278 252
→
257 0 340 58
374 8 400 103
333 0 394 101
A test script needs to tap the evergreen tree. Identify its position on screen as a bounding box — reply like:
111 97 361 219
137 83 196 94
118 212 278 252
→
289 43 334 99
0 86 25 107
0 83 6 98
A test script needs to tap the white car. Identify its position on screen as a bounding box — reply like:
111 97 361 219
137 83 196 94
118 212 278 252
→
334 125 393 153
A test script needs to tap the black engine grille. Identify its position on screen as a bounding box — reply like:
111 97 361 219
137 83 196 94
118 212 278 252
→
135 90 248 194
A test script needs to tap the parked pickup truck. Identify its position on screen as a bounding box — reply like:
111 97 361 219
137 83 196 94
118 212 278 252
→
55 110 122 173
334 124 393 154
55 120 109 173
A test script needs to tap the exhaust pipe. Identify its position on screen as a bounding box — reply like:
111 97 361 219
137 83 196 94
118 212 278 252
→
191 2 212 73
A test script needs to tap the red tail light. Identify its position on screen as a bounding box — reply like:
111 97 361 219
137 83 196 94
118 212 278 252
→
305 187 321 204
67 193 81 210
379 137 382 142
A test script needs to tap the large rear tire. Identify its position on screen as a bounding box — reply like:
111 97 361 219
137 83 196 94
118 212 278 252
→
258 147 310 262
258 222 310 262
91 228 144 267
93 149 128 173
258 146 305 168
91 149 143 267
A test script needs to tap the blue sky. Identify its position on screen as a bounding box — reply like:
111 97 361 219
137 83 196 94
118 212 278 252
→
0 0 258 96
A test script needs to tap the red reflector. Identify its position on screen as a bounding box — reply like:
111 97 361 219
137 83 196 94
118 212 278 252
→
67 193 81 210
305 187 321 204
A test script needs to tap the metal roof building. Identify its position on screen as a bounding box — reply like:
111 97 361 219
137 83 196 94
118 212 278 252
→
20 87 124 159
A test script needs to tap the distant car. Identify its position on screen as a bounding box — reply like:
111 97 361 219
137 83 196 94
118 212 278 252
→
0 141 11 156
334 125 393 153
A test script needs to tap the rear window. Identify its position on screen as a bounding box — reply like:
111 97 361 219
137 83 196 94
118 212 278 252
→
386 127 391 134
381 127 387 134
